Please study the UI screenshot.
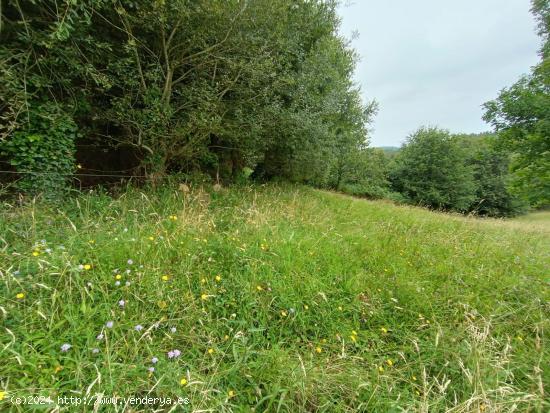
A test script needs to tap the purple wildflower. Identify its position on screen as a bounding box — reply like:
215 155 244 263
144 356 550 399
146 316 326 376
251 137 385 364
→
96 333 104 340
92 348 100 354
105 321 114 328
118 299 125 307
135 324 143 332
168 349 181 359
170 327 177 333
115 281 121 286
148 367 155 373
151 357 159 364
60 343 72 352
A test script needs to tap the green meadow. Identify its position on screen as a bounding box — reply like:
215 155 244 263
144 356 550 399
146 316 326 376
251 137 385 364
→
1 184 548 412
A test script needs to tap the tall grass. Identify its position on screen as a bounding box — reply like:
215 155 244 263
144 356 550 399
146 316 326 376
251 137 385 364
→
0 184 548 412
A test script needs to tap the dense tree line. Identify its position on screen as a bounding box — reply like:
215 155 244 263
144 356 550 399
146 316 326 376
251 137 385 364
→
0 0 373 194
329 127 527 217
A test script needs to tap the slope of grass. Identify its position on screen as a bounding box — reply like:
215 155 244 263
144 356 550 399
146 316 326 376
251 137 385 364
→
1 184 548 412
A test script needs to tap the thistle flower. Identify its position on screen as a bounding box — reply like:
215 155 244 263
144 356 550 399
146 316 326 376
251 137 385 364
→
60 343 72 352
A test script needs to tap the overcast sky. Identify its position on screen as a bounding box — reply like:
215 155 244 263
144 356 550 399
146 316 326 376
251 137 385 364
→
338 0 541 147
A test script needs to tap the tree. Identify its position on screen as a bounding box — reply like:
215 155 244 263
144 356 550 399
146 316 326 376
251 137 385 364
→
482 0 550 207
457 133 527 217
390 127 477 211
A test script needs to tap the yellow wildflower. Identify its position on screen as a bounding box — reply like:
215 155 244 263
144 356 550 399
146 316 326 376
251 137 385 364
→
304 304 309 310
256 285 263 291
115 274 122 280
315 346 322 353
32 251 40 257
83 264 92 270
338 306 343 311
380 327 388 334
207 348 214 354
215 275 221 282
386 359 393 367
228 390 235 398
280 310 288 317
148 236 154 241
224 334 230 340
201 278 207 284
161 275 169 281
378 366 384 373
180 377 187 386
16 293 25 299
201 293 208 300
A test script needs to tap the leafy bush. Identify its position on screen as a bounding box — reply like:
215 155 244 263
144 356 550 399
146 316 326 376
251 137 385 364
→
0 103 78 197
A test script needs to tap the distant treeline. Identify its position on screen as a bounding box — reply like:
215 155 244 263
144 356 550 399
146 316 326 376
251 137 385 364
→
356 129 531 217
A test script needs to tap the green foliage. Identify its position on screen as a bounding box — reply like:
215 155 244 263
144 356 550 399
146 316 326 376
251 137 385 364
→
482 0 550 208
390 127 477 212
1 185 548 411
0 103 78 197
457 133 527 217
1 0 371 189
332 146 392 199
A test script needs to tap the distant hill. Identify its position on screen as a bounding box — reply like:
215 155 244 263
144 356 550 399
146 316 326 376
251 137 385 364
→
377 146 400 154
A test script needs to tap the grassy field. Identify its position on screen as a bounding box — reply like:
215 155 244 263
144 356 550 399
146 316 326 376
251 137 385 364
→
0 184 548 412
